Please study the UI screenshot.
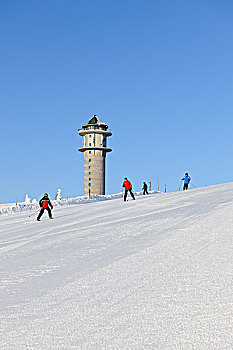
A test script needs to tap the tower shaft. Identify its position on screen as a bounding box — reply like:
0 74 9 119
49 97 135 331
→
84 150 105 196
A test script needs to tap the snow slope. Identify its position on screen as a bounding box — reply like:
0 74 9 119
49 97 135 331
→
1 184 233 350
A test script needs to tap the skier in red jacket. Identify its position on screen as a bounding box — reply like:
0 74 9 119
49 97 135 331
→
37 193 53 221
122 177 135 201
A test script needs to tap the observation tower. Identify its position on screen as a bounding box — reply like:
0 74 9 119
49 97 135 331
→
78 115 112 196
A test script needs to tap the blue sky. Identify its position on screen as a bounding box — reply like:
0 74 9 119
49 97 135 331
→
0 0 233 203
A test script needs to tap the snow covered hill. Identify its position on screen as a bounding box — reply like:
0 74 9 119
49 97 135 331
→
1 184 233 350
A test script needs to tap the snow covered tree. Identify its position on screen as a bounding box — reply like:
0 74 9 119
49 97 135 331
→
25 194 31 204
55 189 62 201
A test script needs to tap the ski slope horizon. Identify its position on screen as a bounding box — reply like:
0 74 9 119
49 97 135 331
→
0 190 158 216
1 183 233 349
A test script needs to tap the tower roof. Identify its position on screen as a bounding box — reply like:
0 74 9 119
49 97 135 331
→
82 115 108 129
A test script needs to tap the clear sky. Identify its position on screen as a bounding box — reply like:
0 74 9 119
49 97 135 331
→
1 0 233 203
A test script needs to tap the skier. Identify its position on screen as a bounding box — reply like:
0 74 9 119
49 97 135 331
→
37 193 53 221
122 177 135 201
182 173 191 190
142 182 149 195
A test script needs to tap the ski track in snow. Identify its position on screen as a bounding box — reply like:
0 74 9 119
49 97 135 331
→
0 183 233 349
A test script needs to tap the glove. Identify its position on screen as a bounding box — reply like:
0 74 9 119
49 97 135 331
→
51 206 53 210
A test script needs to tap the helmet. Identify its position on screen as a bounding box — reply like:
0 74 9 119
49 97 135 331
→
124 177 127 180
185 173 188 176
44 193 48 197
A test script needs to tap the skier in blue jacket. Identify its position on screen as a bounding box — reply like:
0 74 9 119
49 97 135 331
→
182 173 191 190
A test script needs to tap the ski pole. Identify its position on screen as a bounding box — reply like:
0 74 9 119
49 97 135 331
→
190 182 196 189
28 209 40 218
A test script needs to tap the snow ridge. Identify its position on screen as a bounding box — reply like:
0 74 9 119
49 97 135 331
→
0 191 159 216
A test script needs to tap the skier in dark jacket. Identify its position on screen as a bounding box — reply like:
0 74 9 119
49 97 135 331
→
37 193 53 221
122 177 135 201
142 182 149 195
182 173 191 190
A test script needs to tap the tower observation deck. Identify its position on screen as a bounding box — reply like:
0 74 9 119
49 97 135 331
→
78 115 112 196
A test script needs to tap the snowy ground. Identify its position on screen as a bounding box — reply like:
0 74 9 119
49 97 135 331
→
0 184 233 350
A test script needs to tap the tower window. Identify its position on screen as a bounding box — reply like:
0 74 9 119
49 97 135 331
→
89 135 92 138
89 178 91 181
89 151 91 154
89 172 91 175
89 166 91 169
89 143 91 146
89 159 91 162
